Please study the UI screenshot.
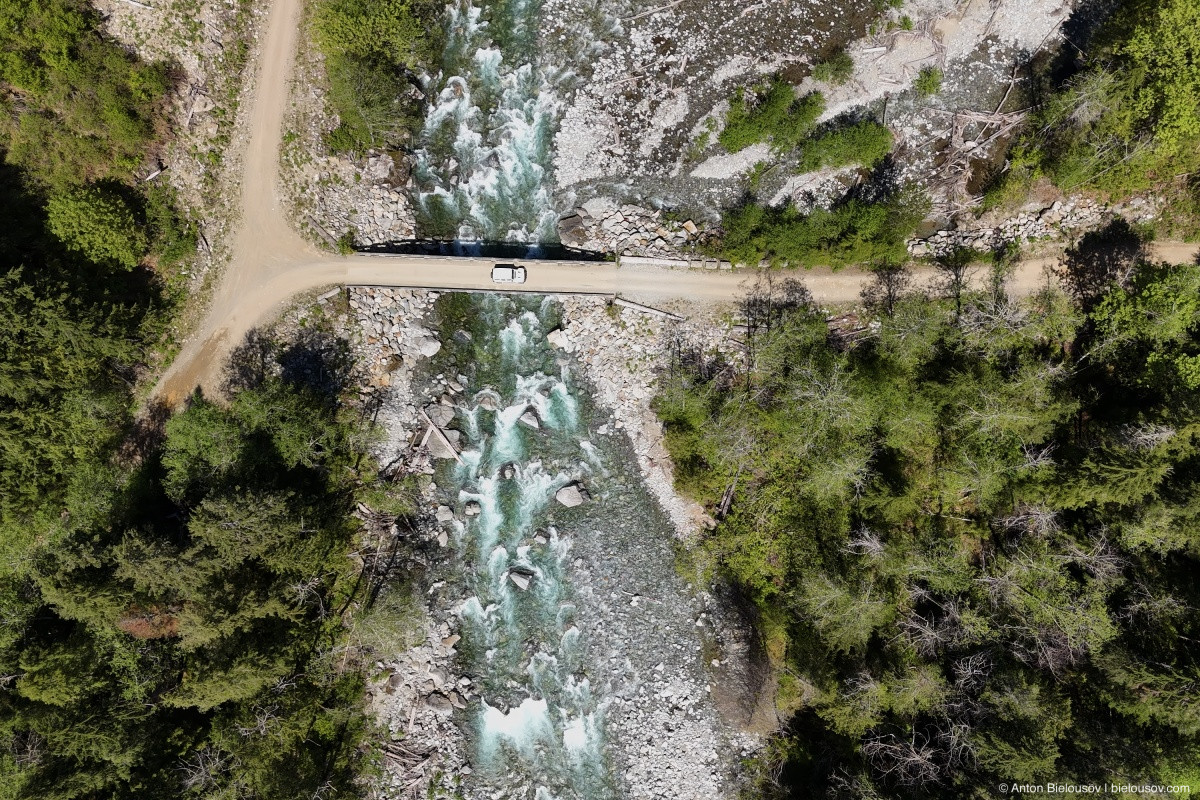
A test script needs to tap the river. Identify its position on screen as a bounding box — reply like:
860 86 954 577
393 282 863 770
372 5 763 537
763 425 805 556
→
406 292 738 799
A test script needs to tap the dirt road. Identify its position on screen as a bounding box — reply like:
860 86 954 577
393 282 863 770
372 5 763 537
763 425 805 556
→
152 0 1199 406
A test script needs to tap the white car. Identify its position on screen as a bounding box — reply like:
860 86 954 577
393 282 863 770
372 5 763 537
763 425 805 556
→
491 263 527 284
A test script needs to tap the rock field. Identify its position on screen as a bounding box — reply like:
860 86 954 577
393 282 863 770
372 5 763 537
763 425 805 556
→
914 196 1163 256
289 151 418 248
557 197 707 259
367 614 474 798
553 297 744 538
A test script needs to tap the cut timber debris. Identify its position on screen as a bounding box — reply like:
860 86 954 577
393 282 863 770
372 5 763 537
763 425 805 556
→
418 408 464 465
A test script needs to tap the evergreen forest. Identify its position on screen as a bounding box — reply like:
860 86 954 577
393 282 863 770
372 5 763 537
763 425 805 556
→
0 0 1198 796
0 1 409 796
658 236 1200 795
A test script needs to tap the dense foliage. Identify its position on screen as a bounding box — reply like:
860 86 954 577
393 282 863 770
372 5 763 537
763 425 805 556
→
0 0 170 189
0 0 195 269
719 80 826 154
797 121 892 173
0 332 383 798
715 71 899 269
717 182 927 268
812 52 855 86
657 241 1200 796
0 172 166 572
0 0 197 564
993 0 1200 217
46 184 147 270
913 66 942 98
311 0 435 152
0 4 386 794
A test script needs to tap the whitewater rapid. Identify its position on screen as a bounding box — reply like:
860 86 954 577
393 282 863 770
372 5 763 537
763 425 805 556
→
447 298 617 798
411 0 572 244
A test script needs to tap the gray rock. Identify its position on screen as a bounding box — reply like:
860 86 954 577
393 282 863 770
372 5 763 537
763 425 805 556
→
547 327 572 351
436 505 454 523
508 571 531 591
418 338 442 357
426 404 455 427
464 501 482 517
426 693 455 717
427 432 459 460
519 410 540 429
555 483 587 507
582 197 617 218
558 212 589 247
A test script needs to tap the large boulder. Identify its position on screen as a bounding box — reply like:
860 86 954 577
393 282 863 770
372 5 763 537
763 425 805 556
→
426 403 454 427
426 693 454 717
427 432 459 460
518 410 540 429
555 483 588 508
557 211 589 247
546 327 573 352
581 197 617 219
418 338 442 357
463 501 482 517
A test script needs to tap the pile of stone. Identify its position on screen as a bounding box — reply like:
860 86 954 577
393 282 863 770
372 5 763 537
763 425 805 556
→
368 614 474 798
558 197 703 258
300 153 417 247
346 286 441 459
910 196 1161 257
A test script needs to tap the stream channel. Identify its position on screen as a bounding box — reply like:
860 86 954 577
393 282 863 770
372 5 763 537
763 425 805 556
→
416 293 736 799
411 0 569 243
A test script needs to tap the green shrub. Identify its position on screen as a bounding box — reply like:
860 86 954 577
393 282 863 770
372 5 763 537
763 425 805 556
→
0 0 170 188
720 80 826 153
46 184 147 269
312 0 427 67
311 0 432 152
797 120 893 171
1010 0 1200 204
717 183 929 268
812 51 855 85
323 53 420 151
143 182 197 266
914 65 943 97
